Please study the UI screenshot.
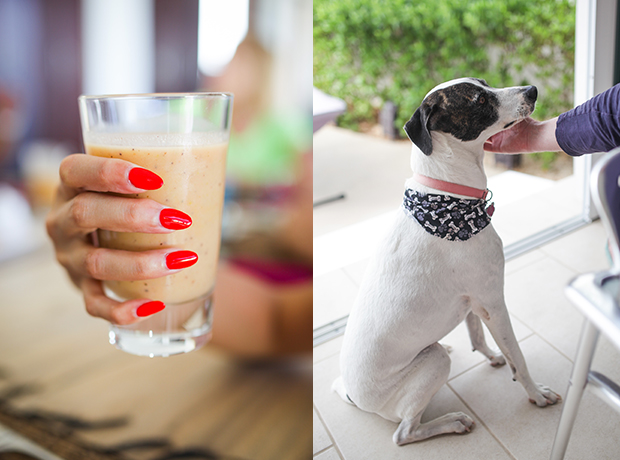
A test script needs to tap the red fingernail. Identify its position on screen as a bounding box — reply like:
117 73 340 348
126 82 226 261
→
128 168 163 190
166 250 198 270
160 208 192 230
135 300 165 317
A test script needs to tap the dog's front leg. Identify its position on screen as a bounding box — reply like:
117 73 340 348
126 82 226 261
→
473 304 561 407
465 312 506 367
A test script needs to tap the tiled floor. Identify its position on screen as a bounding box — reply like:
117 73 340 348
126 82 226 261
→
314 220 620 460
313 126 620 459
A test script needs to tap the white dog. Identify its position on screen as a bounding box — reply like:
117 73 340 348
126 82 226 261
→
333 78 560 445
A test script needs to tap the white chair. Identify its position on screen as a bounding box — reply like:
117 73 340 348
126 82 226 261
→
312 87 346 133
550 147 620 459
312 87 347 207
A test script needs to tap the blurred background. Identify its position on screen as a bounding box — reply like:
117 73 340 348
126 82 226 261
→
0 1 312 459
0 0 312 261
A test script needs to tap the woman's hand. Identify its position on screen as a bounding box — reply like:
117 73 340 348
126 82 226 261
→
484 117 562 154
46 154 193 325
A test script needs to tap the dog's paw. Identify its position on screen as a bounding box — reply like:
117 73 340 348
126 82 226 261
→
488 353 506 367
393 412 475 445
451 412 475 433
528 383 561 407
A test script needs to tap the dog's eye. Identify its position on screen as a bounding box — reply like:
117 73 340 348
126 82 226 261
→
479 96 486 104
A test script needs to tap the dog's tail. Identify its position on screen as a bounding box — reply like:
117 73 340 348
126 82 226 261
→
332 376 356 406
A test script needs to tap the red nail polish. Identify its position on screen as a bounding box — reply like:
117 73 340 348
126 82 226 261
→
166 250 198 270
128 168 163 190
135 300 165 317
160 208 192 230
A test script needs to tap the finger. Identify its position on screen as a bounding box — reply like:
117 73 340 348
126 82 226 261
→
55 192 191 235
483 138 499 152
484 129 512 152
75 244 198 281
59 154 163 196
81 278 165 325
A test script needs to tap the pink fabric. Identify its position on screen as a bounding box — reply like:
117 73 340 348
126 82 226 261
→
230 258 312 285
412 173 488 200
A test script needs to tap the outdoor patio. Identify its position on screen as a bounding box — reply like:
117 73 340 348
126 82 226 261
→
313 126 620 459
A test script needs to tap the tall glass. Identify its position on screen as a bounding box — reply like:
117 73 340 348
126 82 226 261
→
78 93 233 357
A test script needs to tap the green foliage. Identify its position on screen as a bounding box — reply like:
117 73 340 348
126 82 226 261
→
314 0 575 137
532 150 560 170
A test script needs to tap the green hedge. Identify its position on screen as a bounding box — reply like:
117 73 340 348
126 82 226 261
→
314 0 575 142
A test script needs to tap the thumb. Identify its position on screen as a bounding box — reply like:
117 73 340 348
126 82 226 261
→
484 134 501 152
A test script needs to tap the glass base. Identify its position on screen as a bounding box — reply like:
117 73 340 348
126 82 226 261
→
108 291 213 357
109 326 211 358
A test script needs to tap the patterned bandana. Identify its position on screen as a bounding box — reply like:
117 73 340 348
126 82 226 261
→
402 189 493 242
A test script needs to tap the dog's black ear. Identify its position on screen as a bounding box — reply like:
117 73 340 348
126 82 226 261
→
404 103 434 156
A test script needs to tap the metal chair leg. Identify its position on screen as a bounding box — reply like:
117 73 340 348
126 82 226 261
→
587 371 620 414
550 320 600 460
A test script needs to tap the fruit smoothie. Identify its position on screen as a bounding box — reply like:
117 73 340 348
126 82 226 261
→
85 133 228 304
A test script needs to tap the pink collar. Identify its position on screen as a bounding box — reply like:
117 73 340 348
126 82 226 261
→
412 173 489 200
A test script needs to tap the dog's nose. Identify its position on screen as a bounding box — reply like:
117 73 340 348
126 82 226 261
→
523 85 538 103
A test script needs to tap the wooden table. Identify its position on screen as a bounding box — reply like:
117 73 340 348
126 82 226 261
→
0 237 311 460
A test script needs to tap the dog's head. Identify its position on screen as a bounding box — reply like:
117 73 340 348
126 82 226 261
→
404 78 537 155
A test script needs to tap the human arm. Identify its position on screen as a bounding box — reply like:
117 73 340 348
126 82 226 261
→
211 262 312 357
485 83 620 155
554 83 620 156
484 116 561 154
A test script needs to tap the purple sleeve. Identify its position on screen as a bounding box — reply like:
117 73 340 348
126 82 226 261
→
555 84 620 156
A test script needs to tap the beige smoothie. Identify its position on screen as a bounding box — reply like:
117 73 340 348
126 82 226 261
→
85 133 228 305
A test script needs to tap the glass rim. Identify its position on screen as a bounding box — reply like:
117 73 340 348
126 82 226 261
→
78 92 233 102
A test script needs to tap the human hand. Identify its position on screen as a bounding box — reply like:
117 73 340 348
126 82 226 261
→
484 117 561 154
46 154 194 325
